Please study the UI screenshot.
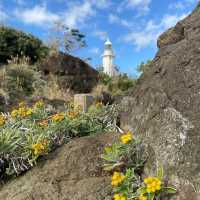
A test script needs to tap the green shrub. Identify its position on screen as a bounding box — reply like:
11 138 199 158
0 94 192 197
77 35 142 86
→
102 132 176 200
0 101 117 180
96 72 136 97
0 26 49 64
0 61 46 106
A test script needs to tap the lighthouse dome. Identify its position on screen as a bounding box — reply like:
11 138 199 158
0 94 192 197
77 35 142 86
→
105 38 112 46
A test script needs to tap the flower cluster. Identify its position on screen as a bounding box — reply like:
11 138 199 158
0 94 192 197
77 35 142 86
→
52 113 65 122
114 194 126 200
32 139 49 156
144 177 161 193
111 172 126 187
11 103 33 118
120 132 133 144
67 111 79 120
102 130 176 200
34 100 44 108
139 195 147 200
0 115 6 126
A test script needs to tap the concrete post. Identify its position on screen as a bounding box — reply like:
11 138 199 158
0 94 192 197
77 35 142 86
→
74 94 94 112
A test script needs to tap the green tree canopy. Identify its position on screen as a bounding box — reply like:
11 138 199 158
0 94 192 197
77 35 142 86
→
0 26 49 64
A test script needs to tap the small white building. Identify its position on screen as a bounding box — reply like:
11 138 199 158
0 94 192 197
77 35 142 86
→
102 38 118 77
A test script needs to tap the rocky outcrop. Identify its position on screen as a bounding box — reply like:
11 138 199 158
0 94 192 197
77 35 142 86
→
0 133 117 200
157 22 185 48
120 6 200 200
41 53 99 93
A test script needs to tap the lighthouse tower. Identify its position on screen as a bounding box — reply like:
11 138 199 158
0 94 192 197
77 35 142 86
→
102 38 117 77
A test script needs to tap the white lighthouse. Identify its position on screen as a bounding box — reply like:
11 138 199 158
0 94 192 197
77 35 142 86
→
102 38 118 77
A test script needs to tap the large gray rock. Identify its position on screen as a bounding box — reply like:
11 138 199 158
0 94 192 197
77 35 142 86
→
0 133 117 200
120 6 200 200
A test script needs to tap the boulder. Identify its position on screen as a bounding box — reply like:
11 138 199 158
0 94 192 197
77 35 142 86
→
120 6 200 200
41 53 99 93
0 133 117 200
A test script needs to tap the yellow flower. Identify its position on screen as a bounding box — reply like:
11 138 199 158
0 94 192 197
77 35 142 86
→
111 172 126 187
144 176 161 193
32 143 45 155
120 132 133 144
18 101 26 108
67 111 79 120
34 100 44 108
18 107 27 118
11 109 18 118
139 195 147 200
95 102 103 109
105 146 112 154
0 115 6 126
32 140 48 156
52 113 65 122
114 194 126 200
26 108 33 116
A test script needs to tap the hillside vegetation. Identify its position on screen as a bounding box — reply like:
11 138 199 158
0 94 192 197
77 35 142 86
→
0 26 49 64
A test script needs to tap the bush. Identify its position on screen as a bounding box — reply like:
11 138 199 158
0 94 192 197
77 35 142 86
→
0 26 49 64
102 132 176 200
0 58 46 108
94 72 136 98
0 101 118 180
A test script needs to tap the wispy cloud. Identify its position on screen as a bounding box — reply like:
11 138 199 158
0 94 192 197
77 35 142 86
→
63 1 95 28
14 5 60 26
118 0 152 14
89 0 112 9
169 0 198 10
126 0 151 11
14 1 96 28
89 47 100 55
108 14 130 27
93 30 108 41
122 13 188 51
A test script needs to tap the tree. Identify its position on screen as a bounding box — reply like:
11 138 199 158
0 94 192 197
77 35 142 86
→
47 21 86 54
0 26 49 64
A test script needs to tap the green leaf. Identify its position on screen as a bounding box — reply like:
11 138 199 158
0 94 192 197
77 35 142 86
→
161 187 177 194
137 187 147 195
148 193 155 200
157 164 164 180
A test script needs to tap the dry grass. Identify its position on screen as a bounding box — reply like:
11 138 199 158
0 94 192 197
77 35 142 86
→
91 83 109 98
40 74 74 102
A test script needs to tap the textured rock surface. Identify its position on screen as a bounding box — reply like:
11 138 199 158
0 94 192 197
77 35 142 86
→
41 53 99 93
120 7 200 200
0 133 117 200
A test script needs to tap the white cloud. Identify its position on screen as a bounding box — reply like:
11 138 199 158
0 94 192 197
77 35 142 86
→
169 2 185 10
89 47 100 55
169 0 198 10
63 1 95 28
93 30 108 41
108 14 130 27
15 5 60 26
89 0 112 9
119 0 151 14
14 1 95 28
122 13 188 51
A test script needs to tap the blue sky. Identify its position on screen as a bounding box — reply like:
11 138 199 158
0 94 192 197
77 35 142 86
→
0 0 198 77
